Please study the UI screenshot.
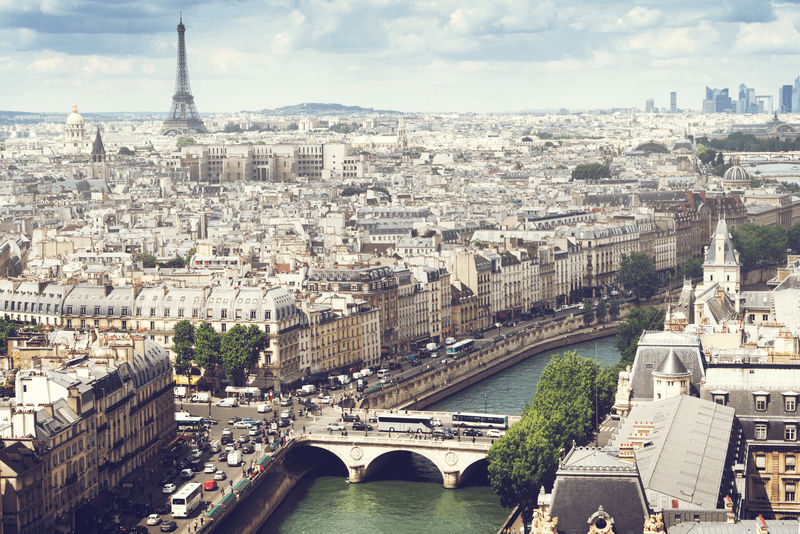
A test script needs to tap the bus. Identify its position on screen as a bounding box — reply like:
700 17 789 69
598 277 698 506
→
376 414 435 434
175 414 204 434
172 482 203 518
451 412 510 430
446 339 475 357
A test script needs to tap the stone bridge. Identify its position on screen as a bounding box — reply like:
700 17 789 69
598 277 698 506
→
291 434 491 489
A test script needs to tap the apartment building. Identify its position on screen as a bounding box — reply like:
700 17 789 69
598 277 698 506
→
451 252 493 332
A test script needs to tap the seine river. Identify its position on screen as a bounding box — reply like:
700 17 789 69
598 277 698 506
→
259 336 619 534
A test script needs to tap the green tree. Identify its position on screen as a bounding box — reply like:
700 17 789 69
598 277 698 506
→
615 306 665 367
220 325 268 383
118 146 134 156
340 186 363 197
788 222 800 255
194 322 221 374
595 299 607 323
172 320 195 380
681 258 704 279
160 256 186 269
571 163 611 181
286 123 298 131
616 252 658 300
136 253 157 269
224 123 243 133
521 136 533 142
608 299 621 319
731 224 788 273
0 319 17 355
582 301 595 323
176 136 195 149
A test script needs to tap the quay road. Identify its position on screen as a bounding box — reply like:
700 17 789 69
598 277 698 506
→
119 400 508 534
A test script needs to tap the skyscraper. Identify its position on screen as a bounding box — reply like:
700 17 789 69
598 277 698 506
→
645 99 654 113
670 92 677 113
793 77 800 113
780 85 793 113
161 16 207 135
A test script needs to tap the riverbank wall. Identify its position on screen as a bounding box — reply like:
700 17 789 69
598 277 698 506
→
360 312 620 412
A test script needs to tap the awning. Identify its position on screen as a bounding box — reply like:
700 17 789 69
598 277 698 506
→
257 454 272 468
206 504 226 521
234 478 252 492
224 386 261 394
162 437 183 451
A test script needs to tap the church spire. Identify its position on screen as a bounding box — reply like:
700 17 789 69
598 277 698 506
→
92 128 106 163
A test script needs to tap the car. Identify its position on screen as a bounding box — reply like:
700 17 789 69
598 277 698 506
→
188 448 202 459
248 427 261 436
198 441 210 451
388 362 403 371
160 521 178 532
327 422 346 431
204 479 218 491
254 435 264 443
218 451 229 461
162 483 177 493
181 468 194 479
233 421 251 429
280 397 293 406
214 470 227 480
487 429 505 438
110 513 123 524
227 416 242 424
147 514 162 526
242 444 255 454
226 442 236 451
280 409 295 419
216 398 237 407
238 435 250 444
204 463 216 474
474 332 484 339
352 421 373 431
257 404 273 413
157 474 172 485
463 428 483 437
130 527 148 534
431 418 443 427
155 503 171 515
200 417 218 425
209 444 221 453
190 458 204 471
115 527 129 534
447 427 460 437
342 413 360 423
432 428 454 439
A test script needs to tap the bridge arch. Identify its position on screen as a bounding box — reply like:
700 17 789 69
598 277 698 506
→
291 435 491 489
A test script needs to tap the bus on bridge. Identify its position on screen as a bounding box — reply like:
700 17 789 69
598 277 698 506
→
377 414 435 434
451 412 510 429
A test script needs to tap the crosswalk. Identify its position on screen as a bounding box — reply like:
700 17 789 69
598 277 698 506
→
598 423 616 433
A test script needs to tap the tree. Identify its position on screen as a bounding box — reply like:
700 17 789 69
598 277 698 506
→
608 299 621 319
615 306 665 368
220 325 268 383
224 123 243 133
571 163 611 181
176 136 195 148
582 301 595 323
136 253 157 269
194 322 221 373
0 319 16 355
616 252 658 300
160 256 186 269
681 258 704 279
286 123 298 131
595 299 607 323
731 224 788 273
521 136 533 142
172 320 195 381
118 146 134 156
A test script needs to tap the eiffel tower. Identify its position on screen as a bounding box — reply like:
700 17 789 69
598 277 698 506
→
161 16 207 135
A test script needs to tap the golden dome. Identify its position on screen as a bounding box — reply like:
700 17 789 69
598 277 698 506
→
66 100 84 126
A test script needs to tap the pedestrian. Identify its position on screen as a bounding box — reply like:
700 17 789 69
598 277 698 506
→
303 426 306 433
472 436 476 444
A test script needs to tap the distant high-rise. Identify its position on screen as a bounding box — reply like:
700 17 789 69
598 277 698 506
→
161 16 207 136
793 77 800 113
670 92 677 113
780 85 793 113
645 99 654 113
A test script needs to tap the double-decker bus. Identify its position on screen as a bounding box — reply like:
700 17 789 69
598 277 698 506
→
172 482 203 518
451 412 509 430
446 339 475 358
376 414 434 434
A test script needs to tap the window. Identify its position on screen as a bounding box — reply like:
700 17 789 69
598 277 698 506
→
150 321 155 330
94 306 100 315
150 307 155 316
756 396 768 411
80 306 86 315
121 307 128 316
178 308 184 318
221 323 226 333
207 309 213 318
193 308 198 318
786 424 797 441
756 424 768 440
221 310 227 319
786 482 796 502
714 395 727 405
265 311 271 320
121 321 126 330
787 397 797 412
251 310 257 320
756 454 767 470
136 307 141 316
787 455 796 472
164 308 169 317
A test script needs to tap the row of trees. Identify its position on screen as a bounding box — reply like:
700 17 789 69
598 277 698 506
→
486 305 665 524
697 133 800 154
172 320 269 385
136 248 196 269
570 163 610 181
730 223 800 273
581 298 620 324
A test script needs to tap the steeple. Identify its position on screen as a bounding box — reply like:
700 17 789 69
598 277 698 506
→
91 128 106 163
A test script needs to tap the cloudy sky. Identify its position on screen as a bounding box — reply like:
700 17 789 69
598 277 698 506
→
2 0 800 114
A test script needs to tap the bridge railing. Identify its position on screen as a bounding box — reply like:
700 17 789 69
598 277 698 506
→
294 433 492 450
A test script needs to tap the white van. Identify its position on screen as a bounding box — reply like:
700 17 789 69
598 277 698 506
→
376 369 390 379
227 451 241 467
445 337 456 346
216 398 237 408
257 404 272 413
360 369 373 377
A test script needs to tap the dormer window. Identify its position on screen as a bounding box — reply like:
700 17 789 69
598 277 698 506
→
754 392 770 411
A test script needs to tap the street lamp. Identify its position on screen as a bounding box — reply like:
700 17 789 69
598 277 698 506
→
484 393 487 414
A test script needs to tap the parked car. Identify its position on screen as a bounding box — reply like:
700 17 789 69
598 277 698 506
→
146 515 162 526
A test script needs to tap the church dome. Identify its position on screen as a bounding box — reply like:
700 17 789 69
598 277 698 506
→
66 101 84 126
723 157 750 183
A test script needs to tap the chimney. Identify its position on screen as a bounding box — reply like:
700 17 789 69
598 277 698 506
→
67 385 81 415
133 336 146 360
619 442 635 463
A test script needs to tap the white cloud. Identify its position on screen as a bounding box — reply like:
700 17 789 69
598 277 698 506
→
734 20 800 54
625 23 721 59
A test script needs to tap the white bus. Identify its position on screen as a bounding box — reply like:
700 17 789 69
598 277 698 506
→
172 482 203 518
451 412 510 430
377 414 435 434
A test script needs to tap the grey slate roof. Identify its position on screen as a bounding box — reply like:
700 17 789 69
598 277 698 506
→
704 218 738 267
610 396 735 510
629 331 706 400
669 519 800 534
654 349 690 376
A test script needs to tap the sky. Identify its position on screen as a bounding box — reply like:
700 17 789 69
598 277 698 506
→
3 0 800 114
